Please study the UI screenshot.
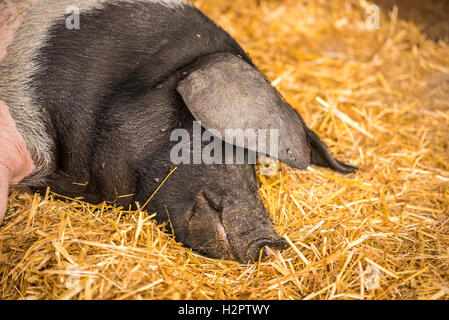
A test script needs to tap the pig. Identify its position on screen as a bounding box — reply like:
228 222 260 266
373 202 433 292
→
0 0 356 263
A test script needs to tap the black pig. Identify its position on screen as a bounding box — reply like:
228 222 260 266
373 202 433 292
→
0 0 355 263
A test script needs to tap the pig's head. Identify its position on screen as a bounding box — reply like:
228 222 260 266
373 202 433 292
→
138 53 355 263
143 148 289 263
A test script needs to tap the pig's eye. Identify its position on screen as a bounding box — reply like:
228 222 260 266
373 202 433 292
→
202 190 223 211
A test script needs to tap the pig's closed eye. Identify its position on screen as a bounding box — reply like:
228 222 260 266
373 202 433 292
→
202 189 223 211
187 190 222 222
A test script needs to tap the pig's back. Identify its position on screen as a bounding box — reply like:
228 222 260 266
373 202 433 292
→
0 0 36 61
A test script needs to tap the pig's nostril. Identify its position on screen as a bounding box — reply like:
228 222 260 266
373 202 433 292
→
248 237 289 261
263 246 279 258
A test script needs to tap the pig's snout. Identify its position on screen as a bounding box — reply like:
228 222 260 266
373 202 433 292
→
179 189 288 263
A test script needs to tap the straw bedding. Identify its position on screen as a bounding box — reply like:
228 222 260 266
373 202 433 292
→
1 0 448 299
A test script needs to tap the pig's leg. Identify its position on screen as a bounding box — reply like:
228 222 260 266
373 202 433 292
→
0 0 37 222
0 101 35 222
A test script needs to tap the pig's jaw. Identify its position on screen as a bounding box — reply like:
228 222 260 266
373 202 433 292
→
0 100 35 223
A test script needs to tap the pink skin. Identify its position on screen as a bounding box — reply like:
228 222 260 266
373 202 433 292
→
0 1 37 223
0 102 35 223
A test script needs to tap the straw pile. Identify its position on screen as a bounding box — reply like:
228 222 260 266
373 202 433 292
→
1 0 448 300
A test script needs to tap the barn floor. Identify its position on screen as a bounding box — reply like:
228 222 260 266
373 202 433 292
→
1 0 448 300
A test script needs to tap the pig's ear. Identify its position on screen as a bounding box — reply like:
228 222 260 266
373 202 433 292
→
305 127 357 173
177 53 355 173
